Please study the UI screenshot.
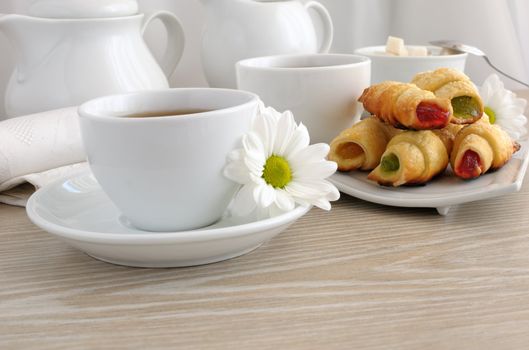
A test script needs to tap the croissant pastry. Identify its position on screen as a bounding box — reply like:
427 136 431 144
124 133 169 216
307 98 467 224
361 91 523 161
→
431 123 464 155
411 68 484 124
450 122 520 179
358 81 453 130
329 116 401 171
368 130 450 186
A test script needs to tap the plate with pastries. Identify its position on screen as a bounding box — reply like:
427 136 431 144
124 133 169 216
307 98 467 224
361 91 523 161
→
329 67 529 215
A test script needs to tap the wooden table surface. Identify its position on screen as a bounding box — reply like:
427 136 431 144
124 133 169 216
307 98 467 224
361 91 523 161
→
2 93 529 350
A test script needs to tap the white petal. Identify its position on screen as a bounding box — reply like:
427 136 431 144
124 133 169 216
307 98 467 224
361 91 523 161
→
285 182 322 199
312 197 332 211
230 185 257 216
294 197 312 207
250 115 270 154
254 183 276 208
242 131 265 155
224 161 251 184
274 189 295 212
253 108 282 157
293 160 337 180
251 107 266 132
249 172 266 185
257 100 268 115
244 152 265 176
257 102 281 123
480 74 500 102
512 94 528 107
480 84 492 102
298 182 339 210
283 122 310 157
288 143 330 168
291 179 339 199
507 132 521 140
496 104 526 118
324 182 341 201
485 74 503 91
286 179 333 199
508 116 527 127
489 95 504 111
503 121 527 140
227 148 245 161
272 111 297 155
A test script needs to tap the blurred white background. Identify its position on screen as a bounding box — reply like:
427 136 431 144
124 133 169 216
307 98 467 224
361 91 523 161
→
1 0 528 118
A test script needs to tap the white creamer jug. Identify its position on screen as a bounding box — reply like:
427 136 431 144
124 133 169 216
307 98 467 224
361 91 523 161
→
200 0 333 88
27 0 139 18
0 1 185 117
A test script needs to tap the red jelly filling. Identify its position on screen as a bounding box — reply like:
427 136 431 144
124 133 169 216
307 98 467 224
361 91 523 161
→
456 150 482 179
416 102 450 129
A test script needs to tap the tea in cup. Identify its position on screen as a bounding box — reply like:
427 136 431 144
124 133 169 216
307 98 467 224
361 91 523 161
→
78 88 259 232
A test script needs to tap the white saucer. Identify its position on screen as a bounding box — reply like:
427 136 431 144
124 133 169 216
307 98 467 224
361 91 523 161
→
26 171 311 268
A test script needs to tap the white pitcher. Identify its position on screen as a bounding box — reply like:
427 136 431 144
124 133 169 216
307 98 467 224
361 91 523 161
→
200 0 334 88
0 8 185 117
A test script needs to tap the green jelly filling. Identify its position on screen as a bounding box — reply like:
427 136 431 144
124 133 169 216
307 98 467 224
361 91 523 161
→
381 153 400 173
451 96 480 119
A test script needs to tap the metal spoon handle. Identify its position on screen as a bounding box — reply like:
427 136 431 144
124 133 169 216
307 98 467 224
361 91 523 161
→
483 55 529 88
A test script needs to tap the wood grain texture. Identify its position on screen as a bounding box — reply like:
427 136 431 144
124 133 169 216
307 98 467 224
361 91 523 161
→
1 92 529 350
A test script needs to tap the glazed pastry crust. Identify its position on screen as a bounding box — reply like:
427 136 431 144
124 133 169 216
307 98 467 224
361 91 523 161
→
329 116 401 171
431 123 464 155
411 67 470 91
435 80 484 124
411 68 484 124
358 81 452 130
368 130 449 186
450 122 520 178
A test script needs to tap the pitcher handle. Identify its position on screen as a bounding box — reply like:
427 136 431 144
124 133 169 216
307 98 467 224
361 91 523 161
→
142 10 186 78
304 1 333 53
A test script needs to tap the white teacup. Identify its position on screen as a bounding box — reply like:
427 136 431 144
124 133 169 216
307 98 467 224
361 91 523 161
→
78 88 259 232
236 54 371 144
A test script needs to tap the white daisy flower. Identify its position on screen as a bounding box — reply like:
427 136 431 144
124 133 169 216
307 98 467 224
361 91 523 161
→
479 74 527 140
224 103 339 216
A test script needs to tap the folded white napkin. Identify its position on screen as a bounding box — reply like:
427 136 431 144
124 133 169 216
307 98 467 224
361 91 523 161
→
0 107 87 207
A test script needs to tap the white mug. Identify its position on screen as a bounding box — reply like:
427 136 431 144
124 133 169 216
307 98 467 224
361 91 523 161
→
236 54 371 144
78 88 259 232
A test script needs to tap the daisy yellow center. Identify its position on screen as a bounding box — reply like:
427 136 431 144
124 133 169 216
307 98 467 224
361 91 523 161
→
485 106 496 124
262 155 292 189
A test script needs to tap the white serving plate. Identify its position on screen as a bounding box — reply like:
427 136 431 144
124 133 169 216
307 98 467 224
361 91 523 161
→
26 171 311 268
330 138 529 215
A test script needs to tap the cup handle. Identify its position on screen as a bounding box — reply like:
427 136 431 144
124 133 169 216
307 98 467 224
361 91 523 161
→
304 1 334 53
142 10 186 78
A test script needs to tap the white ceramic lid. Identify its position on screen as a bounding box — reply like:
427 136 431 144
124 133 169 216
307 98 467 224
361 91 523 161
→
28 0 139 18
